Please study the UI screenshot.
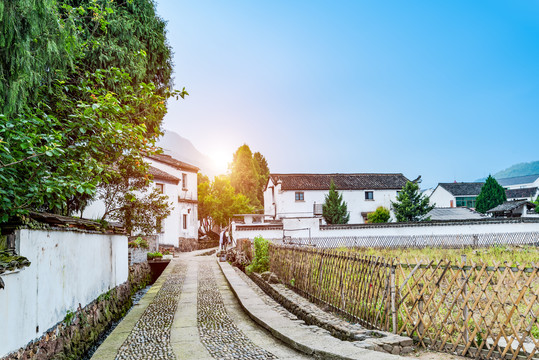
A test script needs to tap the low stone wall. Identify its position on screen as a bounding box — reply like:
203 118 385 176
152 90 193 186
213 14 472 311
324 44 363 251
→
249 272 413 356
1 263 151 360
177 237 198 252
128 247 149 265
198 237 218 250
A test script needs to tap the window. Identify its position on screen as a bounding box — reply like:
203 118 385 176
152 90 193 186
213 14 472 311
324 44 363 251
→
365 191 374 200
182 173 187 190
456 197 476 208
156 183 164 193
295 192 304 201
183 214 187 230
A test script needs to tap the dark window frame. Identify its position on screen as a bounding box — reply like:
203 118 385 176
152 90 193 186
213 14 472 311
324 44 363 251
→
365 191 374 200
295 192 305 201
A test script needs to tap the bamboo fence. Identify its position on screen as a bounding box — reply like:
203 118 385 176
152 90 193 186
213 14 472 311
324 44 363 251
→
269 244 539 360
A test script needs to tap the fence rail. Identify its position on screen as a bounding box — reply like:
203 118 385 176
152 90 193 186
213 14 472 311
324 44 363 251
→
273 232 539 249
269 244 539 359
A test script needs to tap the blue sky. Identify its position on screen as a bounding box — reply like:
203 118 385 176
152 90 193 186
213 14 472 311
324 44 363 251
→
155 1 539 188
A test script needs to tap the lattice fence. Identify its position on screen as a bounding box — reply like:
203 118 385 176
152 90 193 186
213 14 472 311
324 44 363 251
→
269 245 395 330
269 244 539 359
275 232 539 249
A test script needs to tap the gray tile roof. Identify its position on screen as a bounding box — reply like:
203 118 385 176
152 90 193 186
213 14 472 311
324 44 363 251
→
438 182 484 196
149 166 180 184
505 187 538 199
487 200 536 213
147 154 199 172
496 174 539 187
269 173 409 191
426 207 486 221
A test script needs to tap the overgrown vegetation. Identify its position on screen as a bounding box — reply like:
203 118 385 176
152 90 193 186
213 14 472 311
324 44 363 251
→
246 236 269 274
350 245 539 266
147 252 163 260
0 0 185 232
128 237 149 249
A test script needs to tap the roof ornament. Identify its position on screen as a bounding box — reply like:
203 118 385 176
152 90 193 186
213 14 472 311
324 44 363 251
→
412 175 422 184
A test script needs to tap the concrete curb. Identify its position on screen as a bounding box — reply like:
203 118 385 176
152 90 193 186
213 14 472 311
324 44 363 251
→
218 260 412 360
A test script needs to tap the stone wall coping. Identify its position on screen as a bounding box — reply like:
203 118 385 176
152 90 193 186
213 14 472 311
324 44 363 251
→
218 260 410 359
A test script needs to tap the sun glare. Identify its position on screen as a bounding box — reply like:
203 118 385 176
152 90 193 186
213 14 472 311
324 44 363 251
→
210 151 231 174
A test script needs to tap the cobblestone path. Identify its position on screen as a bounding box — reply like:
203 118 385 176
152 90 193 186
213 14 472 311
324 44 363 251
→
115 263 187 360
197 261 277 360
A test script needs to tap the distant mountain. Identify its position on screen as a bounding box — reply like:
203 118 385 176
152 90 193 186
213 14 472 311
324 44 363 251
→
493 161 539 179
156 130 218 176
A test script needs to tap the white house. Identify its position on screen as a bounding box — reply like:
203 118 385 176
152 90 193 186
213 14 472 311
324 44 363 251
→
263 173 409 224
147 154 199 251
428 182 484 208
497 174 539 190
83 154 199 251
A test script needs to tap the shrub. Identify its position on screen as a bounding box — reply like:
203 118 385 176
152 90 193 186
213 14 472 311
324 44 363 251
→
246 236 269 274
147 252 163 260
367 207 391 223
128 237 149 249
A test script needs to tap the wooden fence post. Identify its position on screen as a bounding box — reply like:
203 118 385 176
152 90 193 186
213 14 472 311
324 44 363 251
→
391 265 397 334
462 254 468 344
418 283 424 338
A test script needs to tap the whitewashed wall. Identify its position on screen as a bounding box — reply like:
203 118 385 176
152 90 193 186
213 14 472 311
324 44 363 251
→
0 229 128 358
429 186 455 208
234 217 539 243
264 179 401 223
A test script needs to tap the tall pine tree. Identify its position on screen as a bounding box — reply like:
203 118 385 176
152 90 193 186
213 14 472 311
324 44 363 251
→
475 175 506 213
391 181 434 222
322 180 350 224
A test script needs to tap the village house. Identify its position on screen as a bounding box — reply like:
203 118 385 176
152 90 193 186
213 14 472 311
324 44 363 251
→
146 154 199 251
430 176 539 210
428 182 484 208
84 154 199 251
263 173 409 224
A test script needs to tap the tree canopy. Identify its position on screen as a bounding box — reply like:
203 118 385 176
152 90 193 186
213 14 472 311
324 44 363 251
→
198 174 253 232
475 175 507 213
0 0 185 230
391 181 434 222
322 180 350 224
229 144 269 208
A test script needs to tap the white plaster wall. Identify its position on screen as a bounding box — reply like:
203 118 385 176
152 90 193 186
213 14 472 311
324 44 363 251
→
0 229 128 357
178 201 198 240
158 180 180 246
149 158 198 246
429 187 455 208
233 218 539 241
269 188 400 223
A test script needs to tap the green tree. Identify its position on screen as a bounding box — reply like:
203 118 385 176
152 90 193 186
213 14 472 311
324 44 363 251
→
198 175 253 231
322 180 350 224
253 152 270 204
0 0 77 115
230 144 270 208
0 0 186 222
391 181 434 222
475 175 507 213
367 207 391 223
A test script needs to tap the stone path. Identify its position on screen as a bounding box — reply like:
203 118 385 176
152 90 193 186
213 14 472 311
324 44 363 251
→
197 260 277 359
115 263 187 360
93 250 309 359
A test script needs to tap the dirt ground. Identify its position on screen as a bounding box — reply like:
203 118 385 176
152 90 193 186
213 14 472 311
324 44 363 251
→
411 348 468 360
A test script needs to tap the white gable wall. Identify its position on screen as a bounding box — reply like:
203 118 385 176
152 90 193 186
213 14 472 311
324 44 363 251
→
429 186 456 208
